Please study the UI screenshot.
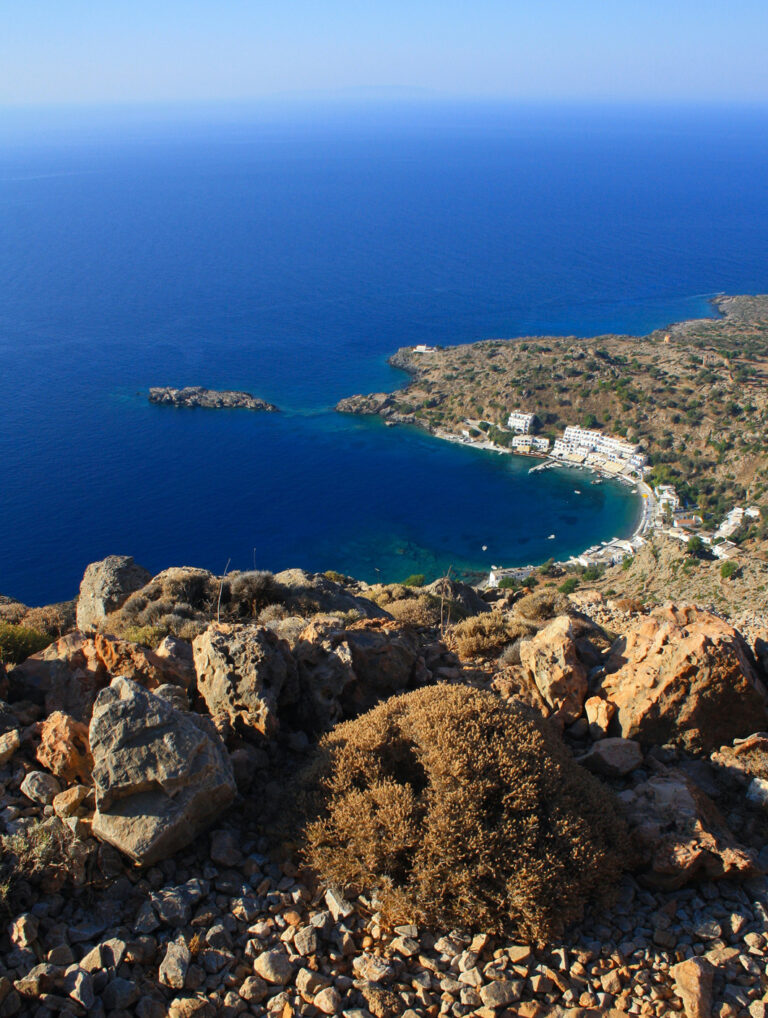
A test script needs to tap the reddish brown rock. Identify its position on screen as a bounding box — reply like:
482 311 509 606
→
10 632 191 722
619 767 760 889
601 605 768 752
670 958 714 1018
584 695 616 740
36 711 94 784
518 616 588 725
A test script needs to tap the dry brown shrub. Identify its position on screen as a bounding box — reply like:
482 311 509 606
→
449 612 535 660
301 685 629 940
21 602 76 639
514 588 571 622
387 594 442 628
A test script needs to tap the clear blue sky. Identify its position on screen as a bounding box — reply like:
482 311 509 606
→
2 0 768 106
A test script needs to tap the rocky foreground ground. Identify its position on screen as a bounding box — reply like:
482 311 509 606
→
0 557 767 1018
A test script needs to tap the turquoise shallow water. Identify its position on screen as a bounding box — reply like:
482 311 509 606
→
2 102 767 604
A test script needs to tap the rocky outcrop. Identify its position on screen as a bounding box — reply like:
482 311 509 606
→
293 617 430 730
601 605 768 751
35 711 93 784
518 616 588 724
619 767 761 889
76 556 152 632
192 624 298 737
424 577 490 618
90 678 236 865
273 568 389 619
149 387 279 411
334 393 420 427
10 632 191 721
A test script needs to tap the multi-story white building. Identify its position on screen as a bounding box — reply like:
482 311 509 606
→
551 425 645 470
507 411 535 434
655 485 681 516
511 435 550 453
714 507 746 541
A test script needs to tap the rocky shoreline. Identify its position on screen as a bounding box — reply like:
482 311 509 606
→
149 388 279 412
0 557 767 1016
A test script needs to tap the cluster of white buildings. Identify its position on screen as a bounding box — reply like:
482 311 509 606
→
507 411 535 434
652 483 761 561
573 534 647 569
654 484 681 520
714 505 761 541
551 426 646 473
511 434 550 454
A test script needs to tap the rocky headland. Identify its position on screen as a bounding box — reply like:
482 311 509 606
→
0 556 767 1017
149 388 279 412
336 295 768 560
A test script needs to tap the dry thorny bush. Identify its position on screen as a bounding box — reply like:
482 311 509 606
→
300 684 630 942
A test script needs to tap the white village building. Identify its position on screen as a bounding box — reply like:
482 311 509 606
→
507 411 535 434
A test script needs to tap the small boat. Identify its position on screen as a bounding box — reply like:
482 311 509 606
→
481 545 488 551
547 533 556 540
574 489 581 494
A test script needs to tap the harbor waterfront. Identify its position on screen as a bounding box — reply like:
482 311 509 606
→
426 424 650 585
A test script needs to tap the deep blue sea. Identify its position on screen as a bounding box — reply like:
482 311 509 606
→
2 101 768 605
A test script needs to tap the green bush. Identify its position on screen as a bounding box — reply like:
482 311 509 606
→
558 577 579 595
522 573 538 589
0 622 51 664
402 574 426 588
301 685 630 939
581 565 602 582
498 576 520 590
720 560 739 580
686 535 704 558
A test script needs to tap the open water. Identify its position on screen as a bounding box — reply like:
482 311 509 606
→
2 101 768 604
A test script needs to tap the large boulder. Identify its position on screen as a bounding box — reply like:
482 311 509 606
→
89 678 236 865
10 633 191 722
618 767 761 889
518 615 589 724
601 605 768 752
192 624 298 737
76 556 152 632
293 617 430 731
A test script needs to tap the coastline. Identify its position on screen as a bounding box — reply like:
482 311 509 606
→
420 424 649 582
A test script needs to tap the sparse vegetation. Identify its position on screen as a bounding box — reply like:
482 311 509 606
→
0 621 51 664
448 612 535 659
0 818 84 913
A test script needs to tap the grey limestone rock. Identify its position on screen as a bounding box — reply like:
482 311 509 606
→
89 678 236 865
76 555 152 632
192 623 298 737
